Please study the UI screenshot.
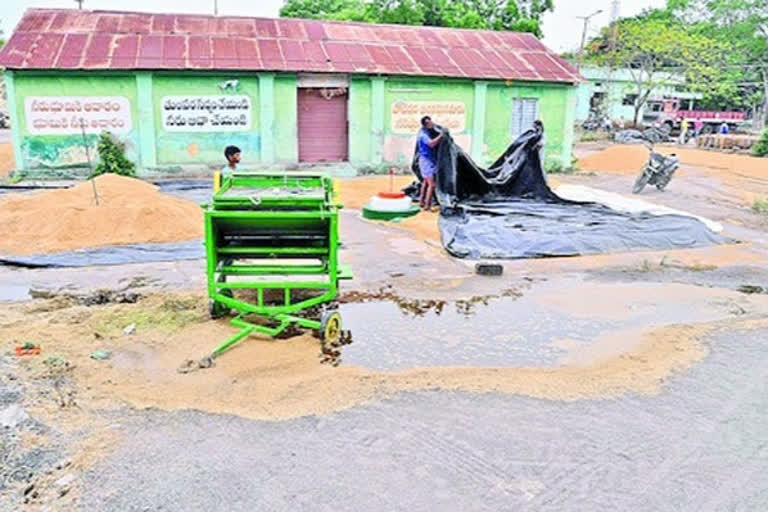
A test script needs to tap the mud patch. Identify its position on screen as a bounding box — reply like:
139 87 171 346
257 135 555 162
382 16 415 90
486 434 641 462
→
3 290 768 421
339 286 522 317
738 285 767 295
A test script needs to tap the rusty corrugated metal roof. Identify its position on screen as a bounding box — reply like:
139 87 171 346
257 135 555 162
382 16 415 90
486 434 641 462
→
0 8 581 83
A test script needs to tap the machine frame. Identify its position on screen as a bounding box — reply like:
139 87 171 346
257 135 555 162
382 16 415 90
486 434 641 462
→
203 172 351 357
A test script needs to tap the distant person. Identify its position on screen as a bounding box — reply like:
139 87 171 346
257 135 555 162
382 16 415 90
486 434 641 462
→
679 118 689 145
719 122 729 135
618 116 626 130
417 116 443 211
694 119 704 142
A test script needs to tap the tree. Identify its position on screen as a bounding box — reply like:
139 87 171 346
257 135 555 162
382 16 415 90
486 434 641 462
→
587 11 723 126
278 0 369 22
279 0 554 36
667 0 768 128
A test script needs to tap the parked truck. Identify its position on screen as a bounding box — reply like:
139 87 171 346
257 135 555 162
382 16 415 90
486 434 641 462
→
643 98 746 134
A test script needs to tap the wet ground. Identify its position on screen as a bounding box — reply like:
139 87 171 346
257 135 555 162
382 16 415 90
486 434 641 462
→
81 323 768 511
2 148 768 510
338 278 764 370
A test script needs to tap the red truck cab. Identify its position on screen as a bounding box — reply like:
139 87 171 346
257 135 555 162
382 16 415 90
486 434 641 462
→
643 98 746 134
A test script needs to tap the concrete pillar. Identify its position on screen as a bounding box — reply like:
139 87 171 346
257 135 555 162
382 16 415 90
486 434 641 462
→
3 71 24 171
370 76 385 164
135 72 157 168
258 72 276 164
471 81 488 162
561 86 577 166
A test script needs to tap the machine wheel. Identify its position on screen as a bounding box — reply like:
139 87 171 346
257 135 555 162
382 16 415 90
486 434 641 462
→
208 289 233 319
320 311 342 344
209 300 228 319
632 172 650 194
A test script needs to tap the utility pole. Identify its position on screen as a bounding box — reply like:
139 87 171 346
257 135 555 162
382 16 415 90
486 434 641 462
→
577 9 603 71
214 0 218 16
75 0 84 9
609 0 621 52
607 0 621 125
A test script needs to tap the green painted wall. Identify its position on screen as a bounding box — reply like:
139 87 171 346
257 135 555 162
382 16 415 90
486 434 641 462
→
12 73 139 171
485 82 573 167
348 78 372 164
6 70 576 176
273 75 298 164
152 74 260 166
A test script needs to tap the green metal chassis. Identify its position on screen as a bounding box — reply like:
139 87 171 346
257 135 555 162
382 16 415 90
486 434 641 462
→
203 172 350 357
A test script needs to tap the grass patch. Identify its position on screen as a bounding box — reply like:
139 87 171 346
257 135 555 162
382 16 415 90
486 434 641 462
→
545 157 579 175
630 257 717 273
752 198 768 214
92 295 205 334
752 130 768 157
579 131 603 142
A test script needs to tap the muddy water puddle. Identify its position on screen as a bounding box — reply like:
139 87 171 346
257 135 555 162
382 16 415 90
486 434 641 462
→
337 279 765 371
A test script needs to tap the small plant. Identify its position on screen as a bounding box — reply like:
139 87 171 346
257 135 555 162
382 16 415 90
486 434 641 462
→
752 130 768 157
752 198 768 214
580 131 602 142
545 157 575 175
92 132 135 178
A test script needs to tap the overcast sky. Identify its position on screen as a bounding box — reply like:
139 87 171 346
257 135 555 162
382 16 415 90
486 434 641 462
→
2 0 667 53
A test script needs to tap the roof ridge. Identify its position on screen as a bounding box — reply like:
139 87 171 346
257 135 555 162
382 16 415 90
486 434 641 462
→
20 7 543 39
1 8 581 83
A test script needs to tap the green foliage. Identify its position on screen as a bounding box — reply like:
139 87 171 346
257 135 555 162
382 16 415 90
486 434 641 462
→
279 0 553 36
752 198 768 213
587 12 722 125
667 0 767 123
544 156 576 175
92 133 136 178
578 130 612 142
753 130 768 157
279 0 369 22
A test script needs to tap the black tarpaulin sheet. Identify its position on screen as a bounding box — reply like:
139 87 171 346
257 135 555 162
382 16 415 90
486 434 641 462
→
410 127 725 259
0 240 204 268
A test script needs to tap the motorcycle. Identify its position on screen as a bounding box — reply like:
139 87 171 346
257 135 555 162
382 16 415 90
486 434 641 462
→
632 141 679 194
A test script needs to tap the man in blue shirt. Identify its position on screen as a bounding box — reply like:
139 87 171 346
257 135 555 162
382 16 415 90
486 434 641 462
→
417 115 444 211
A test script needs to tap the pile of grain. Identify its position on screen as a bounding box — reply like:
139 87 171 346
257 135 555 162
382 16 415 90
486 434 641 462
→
0 174 203 255
0 144 14 177
577 145 649 174
337 175 415 209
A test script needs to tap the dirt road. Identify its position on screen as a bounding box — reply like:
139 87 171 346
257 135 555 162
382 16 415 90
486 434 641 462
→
2 147 768 510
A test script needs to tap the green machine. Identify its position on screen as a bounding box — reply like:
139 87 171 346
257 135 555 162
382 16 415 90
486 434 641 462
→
203 172 352 358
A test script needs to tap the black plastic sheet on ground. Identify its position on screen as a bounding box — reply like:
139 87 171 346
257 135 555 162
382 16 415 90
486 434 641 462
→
0 240 204 268
407 127 726 259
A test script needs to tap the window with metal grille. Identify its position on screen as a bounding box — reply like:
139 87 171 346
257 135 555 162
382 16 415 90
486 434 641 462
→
623 94 638 106
510 98 539 139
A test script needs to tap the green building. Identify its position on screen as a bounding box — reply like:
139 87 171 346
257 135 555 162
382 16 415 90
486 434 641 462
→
0 8 581 178
575 66 701 123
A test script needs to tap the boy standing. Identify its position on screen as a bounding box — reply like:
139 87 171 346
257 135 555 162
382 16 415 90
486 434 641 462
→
223 145 241 178
215 145 241 191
